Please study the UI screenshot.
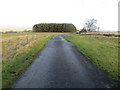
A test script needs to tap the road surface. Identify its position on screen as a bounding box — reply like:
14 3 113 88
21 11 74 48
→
11 35 118 88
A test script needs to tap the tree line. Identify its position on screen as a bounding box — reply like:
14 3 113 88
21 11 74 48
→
33 23 76 32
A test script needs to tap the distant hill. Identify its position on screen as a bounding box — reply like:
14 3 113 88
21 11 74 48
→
0 25 32 32
98 30 119 33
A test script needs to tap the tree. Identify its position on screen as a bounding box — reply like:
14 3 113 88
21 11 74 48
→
84 19 98 32
33 23 76 32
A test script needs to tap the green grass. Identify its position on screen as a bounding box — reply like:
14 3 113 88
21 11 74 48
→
2 35 53 88
63 34 119 82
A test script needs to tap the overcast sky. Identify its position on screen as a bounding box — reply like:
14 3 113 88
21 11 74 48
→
0 0 119 31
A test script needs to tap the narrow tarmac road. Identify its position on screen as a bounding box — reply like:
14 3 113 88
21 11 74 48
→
11 35 118 88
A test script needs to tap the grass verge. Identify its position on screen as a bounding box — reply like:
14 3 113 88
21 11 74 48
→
63 34 119 82
2 35 53 88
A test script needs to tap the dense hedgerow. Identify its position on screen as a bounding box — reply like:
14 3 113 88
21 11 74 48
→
33 23 76 32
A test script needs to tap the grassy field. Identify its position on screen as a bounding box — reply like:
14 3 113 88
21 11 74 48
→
2 32 65 38
63 34 119 82
79 32 120 37
2 32 64 88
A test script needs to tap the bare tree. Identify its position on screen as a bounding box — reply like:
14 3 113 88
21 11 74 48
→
84 19 98 32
